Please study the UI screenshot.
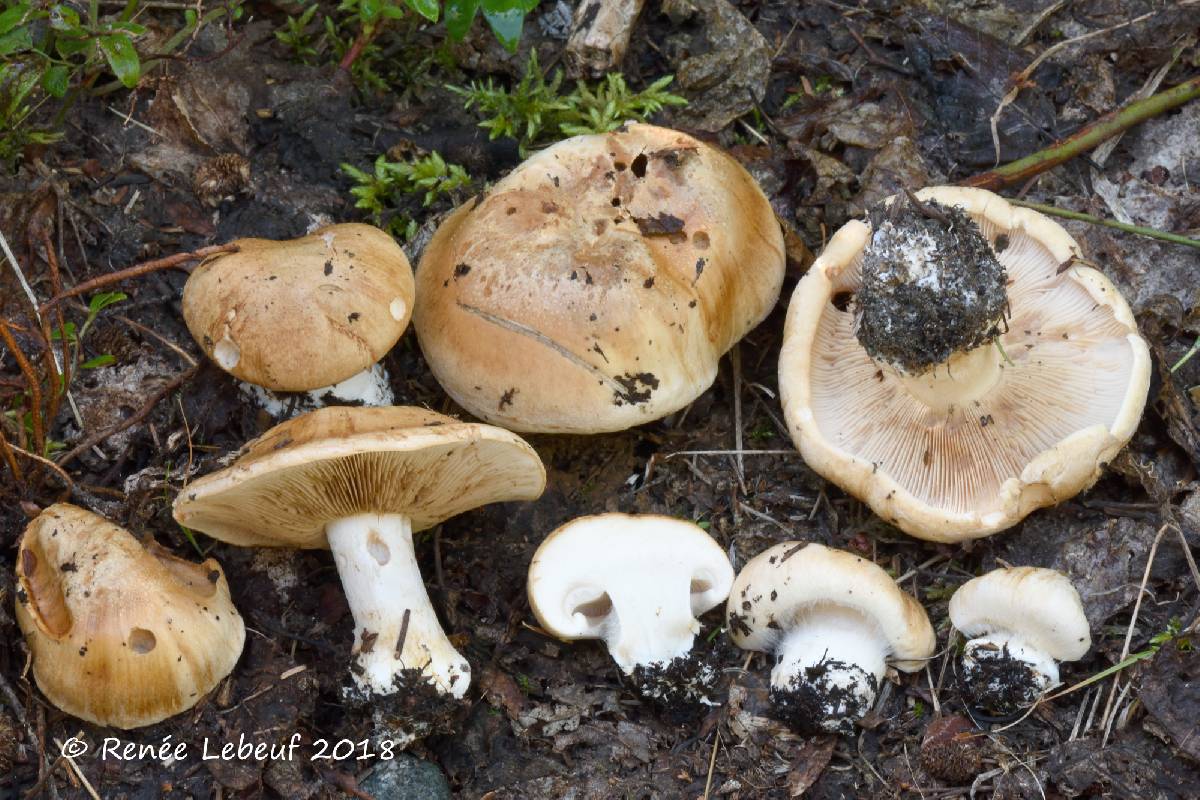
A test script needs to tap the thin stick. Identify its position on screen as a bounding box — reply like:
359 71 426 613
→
1007 199 1200 250
701 729 721 800
52 737 100 800
0 317 44 451
730 345 745 483
9 442 76 498
965 76 1200 191
55 365 200 469
41 243 238 312
0 424 24 482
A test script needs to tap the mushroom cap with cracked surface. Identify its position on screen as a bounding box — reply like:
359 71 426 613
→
182 223 414 392
779 186 1151 541
172 406 546 549
414 123 785 433
15 504 245 729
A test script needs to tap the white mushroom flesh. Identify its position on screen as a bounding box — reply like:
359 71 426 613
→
240 363 395 417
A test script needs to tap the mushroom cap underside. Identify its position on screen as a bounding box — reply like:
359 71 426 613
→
173 406 546 549
779 186 1151 541
15 504 245 729
183 223 415 392
727 542 935 672
414 123 786 433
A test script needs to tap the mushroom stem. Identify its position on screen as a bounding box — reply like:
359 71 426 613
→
892 342 1003 414
769 607 888 730
591 571 700 673
327 513 470 699
961 633 1059 704
242 364 396 416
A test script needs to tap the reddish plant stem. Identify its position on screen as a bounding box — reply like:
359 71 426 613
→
0 317 44 454
962 76 1200 190
339 21 382 72
0 425 23 485
40 243 239 312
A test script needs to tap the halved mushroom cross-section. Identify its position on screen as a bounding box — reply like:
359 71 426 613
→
173 406 546 702
527 514 734 705
15 503 245 729
780 187 1151 541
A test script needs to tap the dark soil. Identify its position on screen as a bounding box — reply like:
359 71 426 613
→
2 1 1199 799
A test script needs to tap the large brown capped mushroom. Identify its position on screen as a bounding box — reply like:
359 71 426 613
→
182 223 414 404
779 187 1151 541
14 504 244 729
415 123 785 433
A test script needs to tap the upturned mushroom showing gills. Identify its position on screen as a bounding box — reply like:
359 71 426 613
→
527 514 734 707
779 186 1151 541
415 123 785 434
173 406 545 723
182 223 415 412
14 504 244 729
949 567 1090 714
727 542 935 734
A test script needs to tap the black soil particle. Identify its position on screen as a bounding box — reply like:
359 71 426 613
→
628 650 723 717
769 658 878 735
855 196 1008 373
613 372 659 406
343 668 465 742
959 643 1043 715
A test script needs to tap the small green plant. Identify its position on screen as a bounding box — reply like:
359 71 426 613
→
1 1 242 167
449 51 688 155
342 150 471 238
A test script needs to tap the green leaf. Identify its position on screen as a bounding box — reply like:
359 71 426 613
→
481 7 525 52
87 291 127 315
55 34 91 57
0 4 30 36
481 0 539 12
81 354 116 369
49 322 77 342
444 0 479 39
357 0 383 25
0 25 32 55
404 0 440 22
41 64 69 98
99 34 140 88
48 4 82 33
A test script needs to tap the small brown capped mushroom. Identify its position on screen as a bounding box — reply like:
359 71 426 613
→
14 504 244 729
415 123 785 433
182 223 414 394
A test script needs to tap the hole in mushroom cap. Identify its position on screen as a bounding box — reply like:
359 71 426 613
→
213 337 240 370
693 231 710 250
631 154 648 178
129 628 157 654
572 593 613 624
831 291 853 312
366 531 390 566
150 544 220 600
390 297 407 321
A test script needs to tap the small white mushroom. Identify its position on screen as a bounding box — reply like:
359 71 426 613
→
949 566 1090 713
527 514 734 705
727 542 935 733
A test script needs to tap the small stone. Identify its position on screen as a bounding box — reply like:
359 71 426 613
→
360 754 451 800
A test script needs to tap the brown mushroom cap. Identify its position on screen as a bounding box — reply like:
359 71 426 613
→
779 187 1151 541
14 504 244 729
172 406 547 548
182 223 415 392
414 123 785 433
